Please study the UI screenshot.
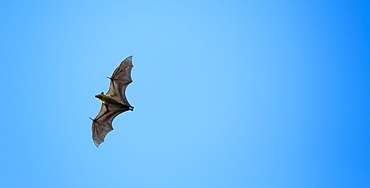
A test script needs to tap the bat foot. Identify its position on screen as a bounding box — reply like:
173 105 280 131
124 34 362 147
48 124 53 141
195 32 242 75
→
129 106 134 111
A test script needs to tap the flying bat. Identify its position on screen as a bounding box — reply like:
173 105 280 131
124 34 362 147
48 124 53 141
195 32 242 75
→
91 56 134 147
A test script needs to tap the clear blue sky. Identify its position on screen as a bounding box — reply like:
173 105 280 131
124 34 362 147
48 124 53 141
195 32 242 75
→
1 1 369 187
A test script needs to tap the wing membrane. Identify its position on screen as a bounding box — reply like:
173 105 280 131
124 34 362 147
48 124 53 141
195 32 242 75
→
92 104 130 147
106 56 133 105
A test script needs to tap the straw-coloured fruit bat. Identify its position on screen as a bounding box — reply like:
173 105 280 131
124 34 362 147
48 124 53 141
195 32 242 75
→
91 56 134 147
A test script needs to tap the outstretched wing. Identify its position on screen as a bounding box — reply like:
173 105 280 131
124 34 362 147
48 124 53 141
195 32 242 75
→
92 104 130 147
106 56 133 105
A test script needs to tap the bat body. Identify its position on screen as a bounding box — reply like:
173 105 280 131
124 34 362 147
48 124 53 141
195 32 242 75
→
91 56 134 147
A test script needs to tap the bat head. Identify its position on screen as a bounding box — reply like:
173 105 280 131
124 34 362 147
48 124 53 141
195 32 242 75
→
95 92 104 100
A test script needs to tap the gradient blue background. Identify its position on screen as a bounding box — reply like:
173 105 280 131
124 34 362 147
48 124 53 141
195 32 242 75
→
1 1 369 187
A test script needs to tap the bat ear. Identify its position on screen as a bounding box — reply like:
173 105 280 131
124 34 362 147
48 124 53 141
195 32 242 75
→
101 92 104 95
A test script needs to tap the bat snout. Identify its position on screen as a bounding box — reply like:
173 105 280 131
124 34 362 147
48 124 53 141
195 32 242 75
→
95 93 104 100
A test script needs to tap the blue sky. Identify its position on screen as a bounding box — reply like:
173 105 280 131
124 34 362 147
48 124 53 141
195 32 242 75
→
1 0 369 187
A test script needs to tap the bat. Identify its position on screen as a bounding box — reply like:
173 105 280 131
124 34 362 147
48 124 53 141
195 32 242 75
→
91 56 134 147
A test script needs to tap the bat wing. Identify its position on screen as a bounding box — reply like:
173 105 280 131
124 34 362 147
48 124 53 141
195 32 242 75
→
92 104 130 147
106 56 133 105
